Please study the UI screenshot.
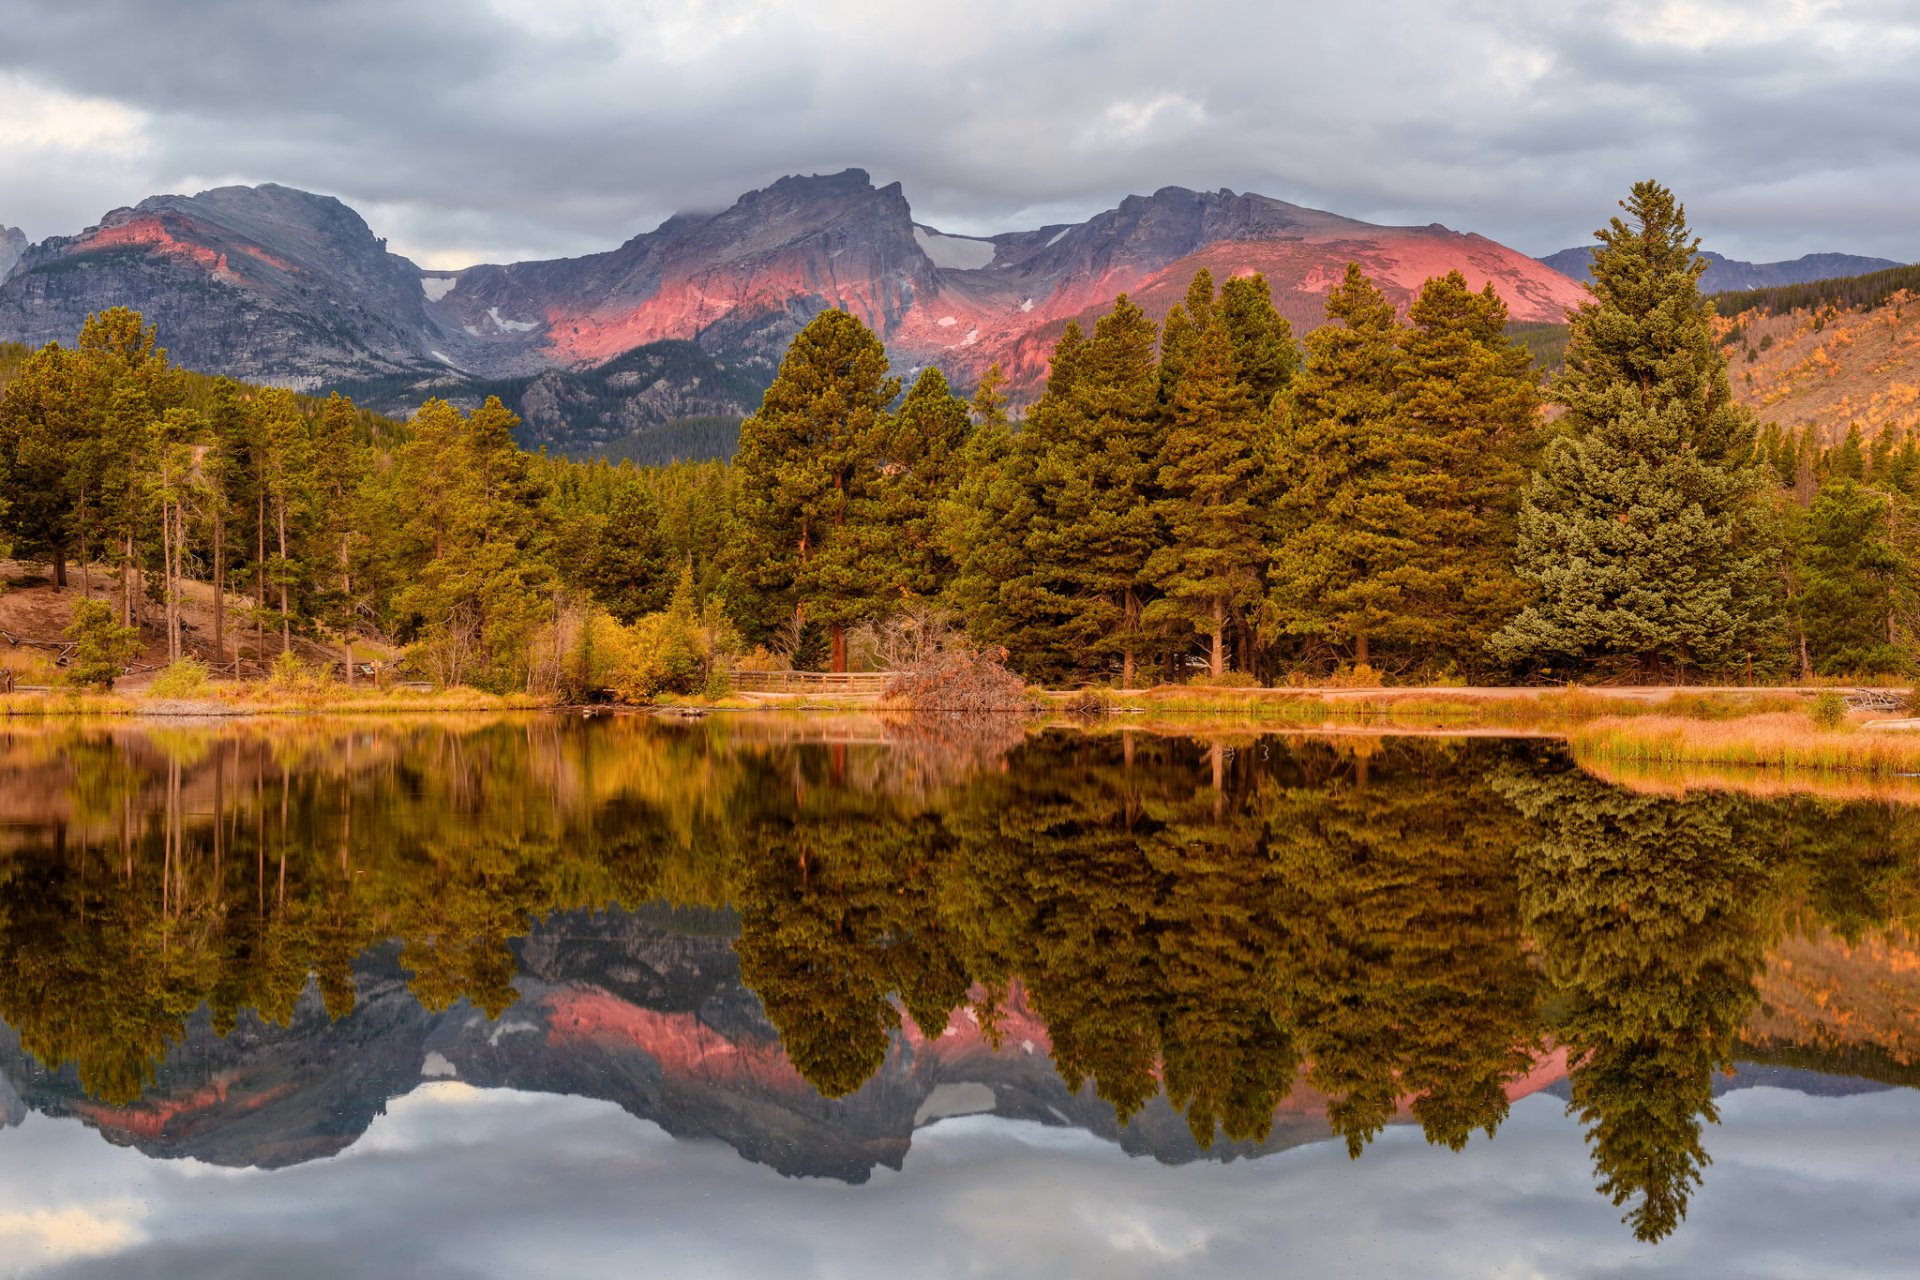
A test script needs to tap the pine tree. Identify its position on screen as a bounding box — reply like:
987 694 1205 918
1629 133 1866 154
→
1144 275 1266 678
873 365 973 601
1217 272 1298 410
1789 477 1914 675
1490 182 1781 678
1034 297 1165 684
255 388 312 654
727 310 899 672
1389 272 1543 672
582 480 671 623
1265 264 1405 669
0 344 86 588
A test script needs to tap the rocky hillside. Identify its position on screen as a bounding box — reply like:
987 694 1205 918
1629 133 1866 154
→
0 172 1588 454
1719 277 1920 444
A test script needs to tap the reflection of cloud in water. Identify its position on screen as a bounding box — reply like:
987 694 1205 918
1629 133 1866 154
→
2 1085 1918 1278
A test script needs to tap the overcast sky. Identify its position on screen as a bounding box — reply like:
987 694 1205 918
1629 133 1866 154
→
1 0 1916 270
5 1085 1920 1277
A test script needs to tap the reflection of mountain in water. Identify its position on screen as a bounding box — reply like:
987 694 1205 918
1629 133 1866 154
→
0 906 1345 1179
2 718 1920 1242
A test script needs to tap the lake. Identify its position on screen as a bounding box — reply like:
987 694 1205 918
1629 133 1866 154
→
0 715 1916 1277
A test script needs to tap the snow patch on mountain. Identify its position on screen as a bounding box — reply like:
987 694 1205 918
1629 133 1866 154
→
489 306 539 333
420 275 457 302
914 227 997 271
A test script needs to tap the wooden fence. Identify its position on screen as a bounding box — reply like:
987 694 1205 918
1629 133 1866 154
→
729 670 895 695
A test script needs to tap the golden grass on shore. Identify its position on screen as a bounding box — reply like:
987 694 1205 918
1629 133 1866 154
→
0 683 545 717
1569 713 1920 778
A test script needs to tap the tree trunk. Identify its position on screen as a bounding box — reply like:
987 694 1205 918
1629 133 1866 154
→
341 532 353 687
212 506 226 664
1210 597 1225 680
162 500 178 663
1799 628 1813 683
256 492 266 664
51 549 67 591
1123 589 1140 689
1354 631 1369 668
276 499 290 655
830 624 847 674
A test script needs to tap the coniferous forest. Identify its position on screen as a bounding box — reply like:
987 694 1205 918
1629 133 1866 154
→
2 180 1916 693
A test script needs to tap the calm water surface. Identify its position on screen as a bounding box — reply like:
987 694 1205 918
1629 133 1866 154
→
1 715 1916 1277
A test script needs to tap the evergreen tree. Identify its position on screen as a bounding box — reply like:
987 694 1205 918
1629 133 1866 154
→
581 481 671 623
872 365 973 601
1789 477 1914 675
1389 272 1543 672
1217 272 1298 410
0 344 86 588
1031 297 1166 684
727 310 899 671
1490 182 1781 678
1265 264 1405 669
1145 275 1267 678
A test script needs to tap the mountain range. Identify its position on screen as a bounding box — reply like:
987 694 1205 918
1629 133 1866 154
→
0 172 1587 453
1538 245 1906 294
0 173 1906 458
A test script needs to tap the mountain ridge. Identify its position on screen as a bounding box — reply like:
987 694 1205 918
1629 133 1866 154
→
0 171 1586 453
1540 245 1905 294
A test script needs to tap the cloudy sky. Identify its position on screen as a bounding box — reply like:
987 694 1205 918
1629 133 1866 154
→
0 0 1916 269
5 1085 1920 1277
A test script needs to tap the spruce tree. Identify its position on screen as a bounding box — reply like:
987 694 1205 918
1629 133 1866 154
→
1490 182 1780 678
1265 264 1405 669
727 310 898 671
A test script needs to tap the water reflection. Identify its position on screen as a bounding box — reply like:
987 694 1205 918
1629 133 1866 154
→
0 717 1917 1246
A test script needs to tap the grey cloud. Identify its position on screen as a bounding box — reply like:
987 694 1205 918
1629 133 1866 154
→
0 0 1914 267
5 1087 1920 1278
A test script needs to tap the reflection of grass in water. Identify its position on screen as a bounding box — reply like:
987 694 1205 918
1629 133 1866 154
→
1571 714 1920 794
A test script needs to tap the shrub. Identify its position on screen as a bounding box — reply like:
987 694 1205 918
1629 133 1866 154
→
1328 662 1385 689
885 644 1029 712
148 656 210 698
266 650 327 695
1811 690 1848 730
64 600 140 690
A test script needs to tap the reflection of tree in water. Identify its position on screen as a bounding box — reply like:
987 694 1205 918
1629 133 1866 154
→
0 721 737 1102
733 800 969 1098
1497 767 1772 1243
8 719 1920 1245
1264 742 1543 1156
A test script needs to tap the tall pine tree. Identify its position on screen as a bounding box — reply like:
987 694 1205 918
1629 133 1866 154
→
727 310 898 672
1265 264 1405 669
1490 182 1780 678
1390 272 1542 673
1145 273 1271 678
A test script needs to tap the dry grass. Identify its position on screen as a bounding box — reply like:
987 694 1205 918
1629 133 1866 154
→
1080 685 1814 729
1 680 544 717
1569 712 1920 778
